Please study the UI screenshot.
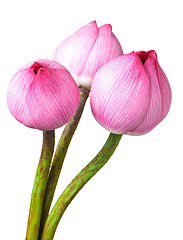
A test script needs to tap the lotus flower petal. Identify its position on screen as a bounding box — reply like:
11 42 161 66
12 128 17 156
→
90 53 151 134
54 21 98 81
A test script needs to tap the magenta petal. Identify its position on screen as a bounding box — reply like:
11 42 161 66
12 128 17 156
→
53 21 98 80
90 53 151 134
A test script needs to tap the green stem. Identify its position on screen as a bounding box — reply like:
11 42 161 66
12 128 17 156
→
40 133 122 240
39 87 89 237
26 130 55 240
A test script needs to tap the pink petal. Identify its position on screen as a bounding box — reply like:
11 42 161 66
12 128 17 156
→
110 32 123 58
26 62 80 130
131 53 163 134
148 50 172 118
79 24 123 88
157 62 172 121
7 64 35 128
53 21 98 80
90 53 151 134
131 51 172 134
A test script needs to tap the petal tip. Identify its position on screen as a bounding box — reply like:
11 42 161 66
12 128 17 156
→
87 20 97 29
99 23 112 32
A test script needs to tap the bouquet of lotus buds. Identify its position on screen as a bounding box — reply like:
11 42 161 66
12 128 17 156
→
7 21 172 240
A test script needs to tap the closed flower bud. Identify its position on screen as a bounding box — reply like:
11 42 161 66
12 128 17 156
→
54 21 123 89
7 59 80 130
90 50 172 135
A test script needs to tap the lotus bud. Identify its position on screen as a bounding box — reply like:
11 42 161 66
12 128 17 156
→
7 59 80 131
90 50 172 135
54 21 123 90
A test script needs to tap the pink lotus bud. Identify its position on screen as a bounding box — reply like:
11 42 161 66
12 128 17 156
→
7 59 80 131
54 21 123 89
90 50 172 135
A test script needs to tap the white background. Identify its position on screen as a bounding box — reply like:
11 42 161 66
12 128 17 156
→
0 0 182 239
